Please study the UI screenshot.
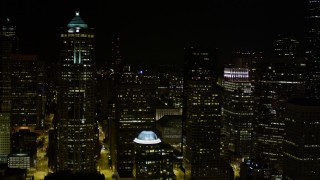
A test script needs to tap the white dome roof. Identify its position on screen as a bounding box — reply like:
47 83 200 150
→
133 131 161 144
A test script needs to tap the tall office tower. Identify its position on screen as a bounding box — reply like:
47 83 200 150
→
283 98 320 179
114 68 157 178
56 12 98 172
306 0 320 99
168 75 184 108
11 54 38 130
0 113 10 163
0 18 17 163
254 57 305 173
133 131 175 179
0 18 17 112
36 60 47 129
223 67 254 159
274 37 299 57
96 67 114 147
157 65 184 108
183 47 233 179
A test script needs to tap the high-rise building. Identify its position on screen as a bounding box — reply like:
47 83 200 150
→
133 130 175 179
223 67 255 159
233 51 262 83
10 129 37 169
254 57 305 172
274 37 299 58
11 54 38 130
0 19 17 163
56 11 98 172
0 18 18 112
0 113 10 163
157 65 184 108
113 68 157 178
306 0 320 99
283 98 320 179
183 47 233 179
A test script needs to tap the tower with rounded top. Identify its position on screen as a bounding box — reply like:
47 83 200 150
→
133 130 175 179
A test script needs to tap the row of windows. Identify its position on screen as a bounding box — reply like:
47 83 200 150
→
61 34 94 38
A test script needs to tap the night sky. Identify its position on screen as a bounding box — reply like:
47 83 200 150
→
1 0 306 67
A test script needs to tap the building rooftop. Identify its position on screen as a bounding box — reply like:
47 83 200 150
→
2 17 16 31
157 115 182 127
67 11 88 29
134 131 161 145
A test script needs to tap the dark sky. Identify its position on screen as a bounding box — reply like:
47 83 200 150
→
1 0 306 67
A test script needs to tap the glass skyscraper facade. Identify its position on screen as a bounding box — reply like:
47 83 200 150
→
56 12 98 172
183 47 232 179
11 54 38 128
114 69 157 178
254 57 305 172
0 18 16 163
283 99 320 179
306 0 320 99
223 67 254 159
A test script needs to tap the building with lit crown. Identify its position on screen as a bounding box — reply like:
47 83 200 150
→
133 130 175 180
223 67 254 159
56 11 98 172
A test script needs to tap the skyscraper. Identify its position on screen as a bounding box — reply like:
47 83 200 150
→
183 47 232 179
0 18 17 163
283 98 320 179
223 67 255 159
133 130 175 179
11 54 38 129
113 68 157 178
0 113 10 163
233 51 262 83
254 57 305 172
56 11 98 172
0 18 17 112
306 0 320 99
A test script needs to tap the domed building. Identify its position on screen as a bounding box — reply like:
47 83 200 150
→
133 131 175 180
133 130 161 145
